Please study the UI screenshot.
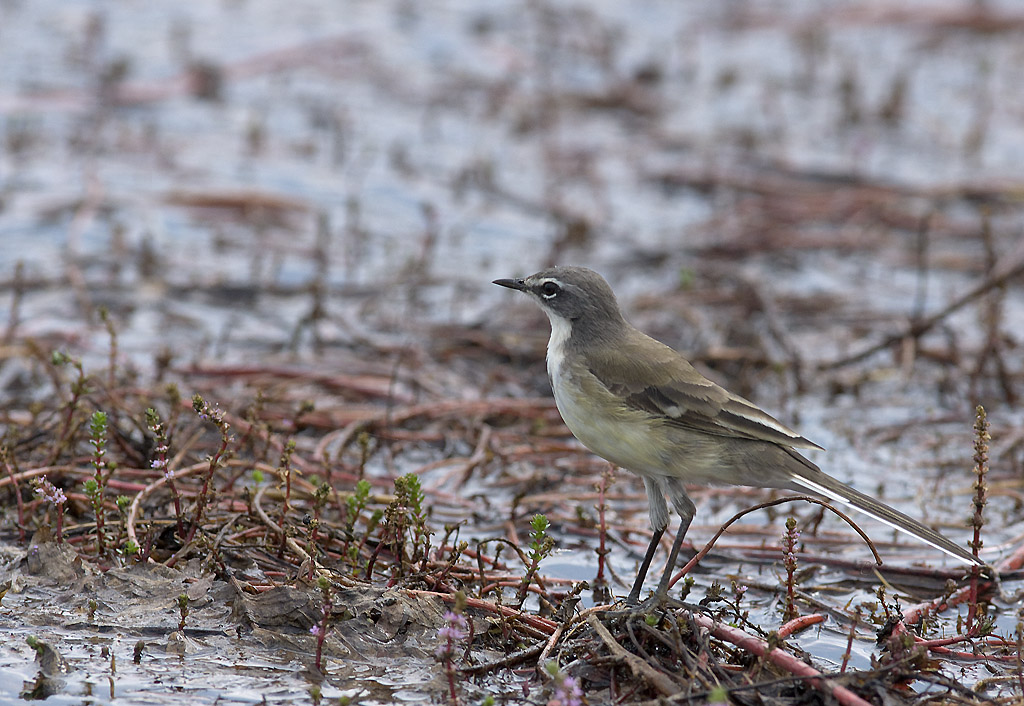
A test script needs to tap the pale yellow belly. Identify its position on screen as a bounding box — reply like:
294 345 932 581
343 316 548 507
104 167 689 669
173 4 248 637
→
552 372 669 478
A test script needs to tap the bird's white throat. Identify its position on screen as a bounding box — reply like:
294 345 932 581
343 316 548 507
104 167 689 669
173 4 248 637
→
543 313 573 384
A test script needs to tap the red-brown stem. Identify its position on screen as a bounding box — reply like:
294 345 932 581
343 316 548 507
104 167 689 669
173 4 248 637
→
516 555 542 609
967 570 980 634
365 529 387 580
314 586 330 672
840 613 859 673
408 589 557 637
166 476 184 540
314 626 324 672
444 649 459 705
184 434 230 546
152 418 183 539
777 613 824 638
690 612 874 706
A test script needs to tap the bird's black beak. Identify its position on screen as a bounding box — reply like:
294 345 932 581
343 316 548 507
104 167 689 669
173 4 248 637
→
492 278 527 292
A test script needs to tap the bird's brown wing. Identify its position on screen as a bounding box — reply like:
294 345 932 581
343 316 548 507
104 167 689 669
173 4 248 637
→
586 334 824 451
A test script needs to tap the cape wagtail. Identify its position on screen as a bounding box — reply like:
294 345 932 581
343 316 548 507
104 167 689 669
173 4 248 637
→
494 266 983 605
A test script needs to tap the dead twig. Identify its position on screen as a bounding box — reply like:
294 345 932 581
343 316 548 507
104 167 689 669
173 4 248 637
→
586 614 681 696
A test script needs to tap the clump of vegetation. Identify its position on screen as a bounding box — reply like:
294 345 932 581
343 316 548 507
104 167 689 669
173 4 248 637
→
517 513 554 608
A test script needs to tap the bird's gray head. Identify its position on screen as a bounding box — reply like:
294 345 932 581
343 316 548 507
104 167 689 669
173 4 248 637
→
493 266 624 326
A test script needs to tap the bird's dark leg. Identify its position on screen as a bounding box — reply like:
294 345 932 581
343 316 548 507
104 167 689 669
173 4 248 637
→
625 526 664 606
648 480 696 604
653 513 693 600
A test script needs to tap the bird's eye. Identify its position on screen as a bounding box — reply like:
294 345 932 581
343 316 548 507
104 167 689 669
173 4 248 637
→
540 281 560 298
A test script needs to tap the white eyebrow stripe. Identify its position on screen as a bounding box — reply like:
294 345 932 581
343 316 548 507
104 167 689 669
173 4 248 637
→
537 278 565 298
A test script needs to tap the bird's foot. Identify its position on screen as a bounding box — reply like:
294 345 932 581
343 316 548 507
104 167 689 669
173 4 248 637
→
635 589 686 612
600 588 685 620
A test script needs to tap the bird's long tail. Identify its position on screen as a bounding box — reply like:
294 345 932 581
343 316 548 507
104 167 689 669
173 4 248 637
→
782 449 983 567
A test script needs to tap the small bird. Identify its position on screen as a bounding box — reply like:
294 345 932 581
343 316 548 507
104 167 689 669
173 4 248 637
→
494 266 983 605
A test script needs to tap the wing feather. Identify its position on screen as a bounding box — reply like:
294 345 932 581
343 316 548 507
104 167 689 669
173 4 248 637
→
586 332 823 451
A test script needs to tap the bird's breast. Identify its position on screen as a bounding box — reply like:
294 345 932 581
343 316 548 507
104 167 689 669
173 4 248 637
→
549 362 672 478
